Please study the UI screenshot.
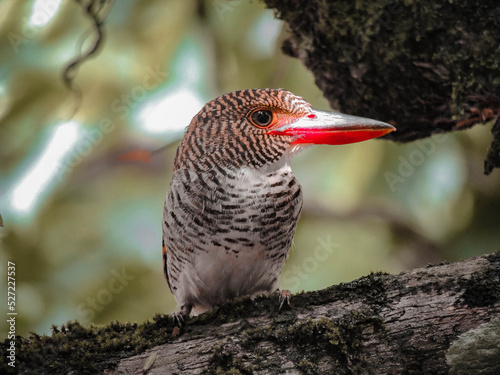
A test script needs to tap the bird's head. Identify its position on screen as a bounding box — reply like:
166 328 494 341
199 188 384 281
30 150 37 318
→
174 88 395 171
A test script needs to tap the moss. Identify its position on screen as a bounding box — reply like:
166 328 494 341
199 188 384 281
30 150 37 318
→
240 313 386 375
336 271 389 306
0 314 176 375
457 253 500 307
265 0 500 171
195 294 264 325
202 343 254 375
297 359 318 374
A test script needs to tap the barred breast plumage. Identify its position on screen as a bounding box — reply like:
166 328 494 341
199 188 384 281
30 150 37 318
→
162 88 395 319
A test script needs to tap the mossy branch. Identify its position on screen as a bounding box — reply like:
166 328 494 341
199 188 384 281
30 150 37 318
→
2 252 499 374
264 0 500 174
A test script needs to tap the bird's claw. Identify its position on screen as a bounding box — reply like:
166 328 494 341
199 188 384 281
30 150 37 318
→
277 289 292 311
171 311 185 328
171 304 192 331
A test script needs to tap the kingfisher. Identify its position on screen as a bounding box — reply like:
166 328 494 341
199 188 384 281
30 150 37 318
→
162 88 395 321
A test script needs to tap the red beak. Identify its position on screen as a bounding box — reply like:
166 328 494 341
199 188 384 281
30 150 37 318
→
269 110 395 145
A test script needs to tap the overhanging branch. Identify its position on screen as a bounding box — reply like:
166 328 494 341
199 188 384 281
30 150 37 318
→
263 0 500 174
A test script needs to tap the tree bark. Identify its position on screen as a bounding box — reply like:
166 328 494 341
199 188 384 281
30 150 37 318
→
3 252 499 374
107 252 500 375
263 0 500 174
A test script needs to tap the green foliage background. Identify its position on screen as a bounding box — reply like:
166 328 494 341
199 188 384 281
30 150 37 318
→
1 0 499 337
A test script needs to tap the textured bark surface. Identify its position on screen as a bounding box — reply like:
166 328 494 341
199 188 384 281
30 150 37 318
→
263 0 500 174
2 252 499 374
108 252 500 375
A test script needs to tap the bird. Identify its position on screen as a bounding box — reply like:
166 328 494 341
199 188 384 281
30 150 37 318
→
162 88 395 321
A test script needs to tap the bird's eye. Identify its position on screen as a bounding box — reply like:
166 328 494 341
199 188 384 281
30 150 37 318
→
250 109 274 128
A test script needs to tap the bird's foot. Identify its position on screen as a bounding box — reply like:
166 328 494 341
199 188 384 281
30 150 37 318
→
277 289 292 311
171 304 192 332
171 311 185 328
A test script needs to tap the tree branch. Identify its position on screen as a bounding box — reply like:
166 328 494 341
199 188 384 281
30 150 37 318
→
5 252 497 374
264 0 500 174
109 252 500 374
